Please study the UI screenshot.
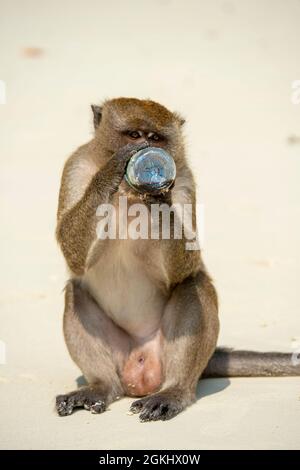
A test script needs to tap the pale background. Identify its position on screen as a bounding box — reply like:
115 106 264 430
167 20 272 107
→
0 0 299 449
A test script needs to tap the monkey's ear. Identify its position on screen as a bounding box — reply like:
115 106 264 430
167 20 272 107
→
174 112 186 126
91 105 102 129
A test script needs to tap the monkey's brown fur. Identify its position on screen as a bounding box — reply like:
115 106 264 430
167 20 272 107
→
56 98 299 421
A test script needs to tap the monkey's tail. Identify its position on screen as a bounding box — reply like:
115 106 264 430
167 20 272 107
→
202 347 300 377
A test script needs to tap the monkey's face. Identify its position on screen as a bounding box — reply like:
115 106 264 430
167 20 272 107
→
93 98 185 162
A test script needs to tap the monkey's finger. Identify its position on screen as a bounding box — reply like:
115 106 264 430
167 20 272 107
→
127 141 150 156
115 142 150 162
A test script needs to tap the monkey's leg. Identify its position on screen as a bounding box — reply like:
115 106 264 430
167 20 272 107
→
56 280 128 416
130 271 219 422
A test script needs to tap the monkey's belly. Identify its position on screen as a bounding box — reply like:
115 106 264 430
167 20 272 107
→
83 240 167 338
122 347 163 397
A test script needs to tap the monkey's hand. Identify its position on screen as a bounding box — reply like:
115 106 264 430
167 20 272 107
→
94 142 150 195
56 142 149 275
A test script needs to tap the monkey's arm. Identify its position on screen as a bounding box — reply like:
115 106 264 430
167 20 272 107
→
56 142 148 275
130 270 219 421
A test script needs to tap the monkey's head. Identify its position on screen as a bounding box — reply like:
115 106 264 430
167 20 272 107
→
91 98 186 162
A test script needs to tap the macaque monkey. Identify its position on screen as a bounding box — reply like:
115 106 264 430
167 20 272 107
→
56 98 300 421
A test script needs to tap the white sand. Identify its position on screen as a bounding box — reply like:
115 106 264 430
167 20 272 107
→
0 0 300 449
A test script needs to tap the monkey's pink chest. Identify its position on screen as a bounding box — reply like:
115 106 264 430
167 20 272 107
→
122 347 163 397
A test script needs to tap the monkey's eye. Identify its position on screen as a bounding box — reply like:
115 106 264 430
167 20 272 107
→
128 130 142 139
149 133 161 142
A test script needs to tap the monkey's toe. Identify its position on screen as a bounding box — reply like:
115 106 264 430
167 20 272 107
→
90 400 106 414
130 394 183 422
130 398 146 414
56 390 106 416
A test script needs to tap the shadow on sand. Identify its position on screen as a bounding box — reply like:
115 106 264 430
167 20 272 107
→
76 375 88 387
196 378 230 399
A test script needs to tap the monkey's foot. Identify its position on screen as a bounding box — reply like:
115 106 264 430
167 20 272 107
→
130 392 185 422
56 388 106 416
